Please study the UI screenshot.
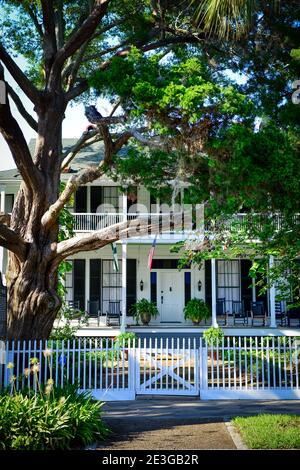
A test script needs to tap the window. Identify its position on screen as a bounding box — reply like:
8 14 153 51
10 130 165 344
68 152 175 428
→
65 261 73 289
102 260 122 314
102 186 120 211
151 259 190 270
184 272 191 306
217 260 241 313
150 272 157 304
5 194 14 213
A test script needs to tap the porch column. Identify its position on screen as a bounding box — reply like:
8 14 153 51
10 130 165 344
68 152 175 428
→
269 255 277 328
211 258 218 328
121 190 127 332
121 241 127 332
85 259 90 312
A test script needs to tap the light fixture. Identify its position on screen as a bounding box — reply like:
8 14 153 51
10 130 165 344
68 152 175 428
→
198 280 202 292
140 280 144 291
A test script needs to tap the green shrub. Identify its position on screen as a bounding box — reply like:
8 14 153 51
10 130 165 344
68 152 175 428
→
203 327 224 346
184 298 211 324
114 332 137 347
0 384 109 450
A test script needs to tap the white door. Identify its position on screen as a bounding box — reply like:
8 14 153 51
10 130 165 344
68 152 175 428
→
158 271 183 322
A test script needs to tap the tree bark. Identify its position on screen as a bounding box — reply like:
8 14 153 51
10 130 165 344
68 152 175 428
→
6 100 65 340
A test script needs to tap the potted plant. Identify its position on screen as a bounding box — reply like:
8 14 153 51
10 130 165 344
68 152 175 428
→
130 299 159 325
184 298 211 325
114 332 137 360
203 327 224 360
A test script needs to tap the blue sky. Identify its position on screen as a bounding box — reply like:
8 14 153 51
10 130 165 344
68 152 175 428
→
0 56 112 171
0 54 247 172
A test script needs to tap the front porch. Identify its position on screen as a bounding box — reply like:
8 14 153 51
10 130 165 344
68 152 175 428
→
73 320 300 338
63 243 300 336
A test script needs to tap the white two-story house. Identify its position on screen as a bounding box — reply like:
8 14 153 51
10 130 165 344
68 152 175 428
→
0 139 299 337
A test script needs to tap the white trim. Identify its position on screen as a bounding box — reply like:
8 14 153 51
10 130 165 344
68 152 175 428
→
121 242 127 332
201 389 300 400
269 255 277 328
211 259 218 327
88 390 135 401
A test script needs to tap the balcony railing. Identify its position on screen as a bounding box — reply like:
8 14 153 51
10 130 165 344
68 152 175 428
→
73 212 188 234
72 212 298 234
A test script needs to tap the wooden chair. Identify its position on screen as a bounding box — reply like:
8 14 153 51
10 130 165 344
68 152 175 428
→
87 300 100 326
286 301 300 327
106 301 121 326
232 300 248 326
275 301 287 326
250 301 267 326
216 298 227 326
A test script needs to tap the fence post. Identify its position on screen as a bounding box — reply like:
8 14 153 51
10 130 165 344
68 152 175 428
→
3 343 13 388
199 341 208 396
128 339 136 397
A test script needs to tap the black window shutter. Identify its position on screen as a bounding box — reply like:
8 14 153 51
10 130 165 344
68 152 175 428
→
205 260 212 309
241 260 253 312
90 259 101 306
126 259 136 316
91 186 103 213
75 187 87 213
73 260 86 310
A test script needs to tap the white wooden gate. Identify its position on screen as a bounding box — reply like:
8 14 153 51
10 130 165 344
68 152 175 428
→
135 338 199 395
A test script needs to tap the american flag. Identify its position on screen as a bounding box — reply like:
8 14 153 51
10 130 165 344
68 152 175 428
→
111 242 119 272
148 235 157 271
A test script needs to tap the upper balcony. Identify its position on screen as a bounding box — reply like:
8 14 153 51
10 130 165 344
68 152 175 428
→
72 211 291 241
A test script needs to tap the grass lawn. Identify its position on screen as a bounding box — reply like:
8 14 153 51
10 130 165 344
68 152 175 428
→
232 414 300 449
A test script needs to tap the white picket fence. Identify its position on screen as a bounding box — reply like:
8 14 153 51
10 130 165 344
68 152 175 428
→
1 336 300 400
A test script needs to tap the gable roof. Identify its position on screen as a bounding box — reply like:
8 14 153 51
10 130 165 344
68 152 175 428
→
0 138 110 182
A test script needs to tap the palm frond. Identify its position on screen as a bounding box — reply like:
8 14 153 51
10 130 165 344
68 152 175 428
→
193 0 280 39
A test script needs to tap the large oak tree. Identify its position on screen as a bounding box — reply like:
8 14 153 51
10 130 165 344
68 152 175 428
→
0 0 210 340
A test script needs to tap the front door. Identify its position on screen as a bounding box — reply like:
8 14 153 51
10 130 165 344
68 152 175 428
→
158 271 183 322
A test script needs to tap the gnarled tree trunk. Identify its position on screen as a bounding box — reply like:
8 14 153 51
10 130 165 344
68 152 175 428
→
6 104 64 340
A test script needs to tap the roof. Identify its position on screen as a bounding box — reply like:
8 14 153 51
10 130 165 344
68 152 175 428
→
0 138 115 182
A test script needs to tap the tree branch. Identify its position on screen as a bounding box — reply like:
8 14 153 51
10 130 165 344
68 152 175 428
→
54 0 110 67
0 44 41 106
42 164 104 229
0 66 41 190
61 130 99 171
24 4 43 37
54 212 183 264
0 213 11 225
6 84 38 132
0 224 27 261
64 79 89 103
